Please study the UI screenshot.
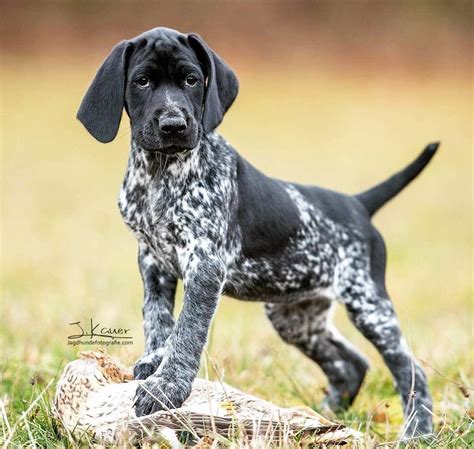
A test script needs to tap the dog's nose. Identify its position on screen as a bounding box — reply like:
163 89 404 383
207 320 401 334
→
159 117 187 134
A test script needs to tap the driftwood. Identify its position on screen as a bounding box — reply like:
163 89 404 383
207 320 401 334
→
54 351 362 446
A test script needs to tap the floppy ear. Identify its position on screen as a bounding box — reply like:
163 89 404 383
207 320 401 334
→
188 33 239 133
77 41 133 143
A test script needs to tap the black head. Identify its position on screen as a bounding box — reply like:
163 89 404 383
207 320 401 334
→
77 27 239 155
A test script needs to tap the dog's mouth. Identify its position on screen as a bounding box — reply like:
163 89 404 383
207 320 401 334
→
141 144 194 155
137 127 200 156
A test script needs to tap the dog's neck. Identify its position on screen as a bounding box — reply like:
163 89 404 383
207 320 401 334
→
129 137 210 183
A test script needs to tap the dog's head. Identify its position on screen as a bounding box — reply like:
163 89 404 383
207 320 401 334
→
77 28 238 155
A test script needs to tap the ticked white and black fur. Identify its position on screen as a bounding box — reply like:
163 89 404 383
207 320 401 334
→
77 27 438 438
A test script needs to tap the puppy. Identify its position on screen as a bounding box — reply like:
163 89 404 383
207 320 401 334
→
77 27 437 437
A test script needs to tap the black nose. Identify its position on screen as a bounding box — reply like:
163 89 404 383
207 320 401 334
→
159 117 187 134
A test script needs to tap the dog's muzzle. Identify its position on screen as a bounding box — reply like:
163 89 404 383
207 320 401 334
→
140 111 199 155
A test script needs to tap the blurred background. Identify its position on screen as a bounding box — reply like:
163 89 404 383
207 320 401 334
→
1 0 472 438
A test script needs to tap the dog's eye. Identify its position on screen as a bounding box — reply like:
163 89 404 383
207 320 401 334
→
185 75 198 87
136 76 150 88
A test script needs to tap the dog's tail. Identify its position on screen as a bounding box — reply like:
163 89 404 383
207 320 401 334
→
356 142 439 217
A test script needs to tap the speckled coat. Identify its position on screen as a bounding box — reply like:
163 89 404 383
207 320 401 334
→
76 27 437 438
119 132 436 438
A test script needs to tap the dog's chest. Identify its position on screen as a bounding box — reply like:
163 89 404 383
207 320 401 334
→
118 147 232 275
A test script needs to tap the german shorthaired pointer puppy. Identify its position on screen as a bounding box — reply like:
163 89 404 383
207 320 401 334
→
77 27 438 437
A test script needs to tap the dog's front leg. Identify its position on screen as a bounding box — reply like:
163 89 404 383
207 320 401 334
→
134 256 225 416
134 243 177 380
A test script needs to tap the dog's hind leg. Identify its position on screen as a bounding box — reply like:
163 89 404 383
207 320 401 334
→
338 232 433 437
265 299 369 411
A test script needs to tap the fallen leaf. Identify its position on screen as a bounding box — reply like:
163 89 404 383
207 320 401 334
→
459 385 470 398
371 406 389 423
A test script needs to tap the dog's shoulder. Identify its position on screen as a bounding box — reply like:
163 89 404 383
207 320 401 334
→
233 153 301 258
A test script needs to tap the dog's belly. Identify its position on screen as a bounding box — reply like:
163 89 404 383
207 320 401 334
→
223 250 338 303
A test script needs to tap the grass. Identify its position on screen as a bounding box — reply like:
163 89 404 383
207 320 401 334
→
1 59 472 446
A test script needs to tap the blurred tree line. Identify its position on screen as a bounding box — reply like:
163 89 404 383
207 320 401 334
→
1 0 471 77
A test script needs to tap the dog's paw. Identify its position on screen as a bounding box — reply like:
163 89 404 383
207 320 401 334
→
321 388 353 414
400 415 434 441
133 376 191 416
133 352 163 380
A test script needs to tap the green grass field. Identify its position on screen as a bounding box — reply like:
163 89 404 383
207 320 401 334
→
1 61 472 446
